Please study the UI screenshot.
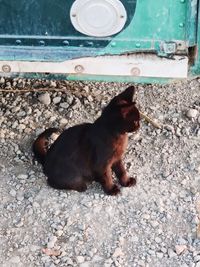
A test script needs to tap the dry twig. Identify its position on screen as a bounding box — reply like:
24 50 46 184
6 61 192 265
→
139 111 163 129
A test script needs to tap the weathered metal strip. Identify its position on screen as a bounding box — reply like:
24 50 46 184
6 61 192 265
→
0 54 188 78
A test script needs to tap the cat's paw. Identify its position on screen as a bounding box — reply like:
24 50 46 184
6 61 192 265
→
121 177 137 187
107 184 121 196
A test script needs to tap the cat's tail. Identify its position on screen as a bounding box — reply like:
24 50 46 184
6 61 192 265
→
32 128 61 165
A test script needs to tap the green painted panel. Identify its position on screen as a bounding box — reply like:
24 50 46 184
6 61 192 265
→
0 0 188 55
66 74 171 84
102 0 187 55
119 0 186 40
0 0 199 82
186 0 198 46
191 0 200 75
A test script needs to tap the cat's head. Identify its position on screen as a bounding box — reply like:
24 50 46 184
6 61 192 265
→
101 86 140 133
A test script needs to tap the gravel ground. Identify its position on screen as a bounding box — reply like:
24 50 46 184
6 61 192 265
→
0 77 200 267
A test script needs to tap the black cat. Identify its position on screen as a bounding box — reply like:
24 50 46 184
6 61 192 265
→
32 86 140 195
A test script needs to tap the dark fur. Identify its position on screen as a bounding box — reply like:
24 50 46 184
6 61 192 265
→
32 86 140 195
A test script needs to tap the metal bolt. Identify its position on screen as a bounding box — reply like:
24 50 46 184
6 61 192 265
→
16 40 22 45
163 42 176 54
179 23 184 28
2 65 11 73
39 40 45 46
111 42 116 47
131 67 140 76
86 41 94 47
72 13 76 17
63 40 69 46
75 65 84 73
135 43 141 48
180 0 185 3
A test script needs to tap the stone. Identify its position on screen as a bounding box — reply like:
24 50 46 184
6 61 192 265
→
168 248 177 258
55 230 63 237
151 221 159 228
53 97 61 104
112 248 124 258
18 124 26 131
156 252 163 259
10 189 16 197
0 77 5 84
16 193 24 201
164 124 175 132
186 109 198 119
80 263 91 267
18 174 28 180
88 95 93 102
9 256 21 264
175 245 187 255
137 260 145 266
60 102 69 109
50 81 57 87
155 237 162 244
38 93 51 105
60 118 68 126
194 255 200 262
47 236 57 249
77 256 85 264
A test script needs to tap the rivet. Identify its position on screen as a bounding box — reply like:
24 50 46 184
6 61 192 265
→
131 67 140 76
63 40 69 46
120 15 125 19
135 43 141 48
2 65 11 73
75 65 84 73
72 13 76 17
86 41 94 47
39 40 45 46
180 0 185 3
16 40 22 45
179 23 184 28
111 42 116 47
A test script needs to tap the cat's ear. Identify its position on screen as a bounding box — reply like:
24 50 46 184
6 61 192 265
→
103 86 136 113
115 86 135 104
121 105 134 118
121 104 140 120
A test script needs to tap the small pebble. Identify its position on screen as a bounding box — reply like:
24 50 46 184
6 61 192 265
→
38 92 51 105
60 102 69 109
175 245 187 255
77 256 85 264
53 97 61 104
47 236 57 249
186 109 198 119
9 256 21 264
50 81 57 87
10 189 16 197
168 248 177 258
112 248 124 258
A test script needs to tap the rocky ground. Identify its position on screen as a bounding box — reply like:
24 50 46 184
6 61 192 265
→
0 77 200 267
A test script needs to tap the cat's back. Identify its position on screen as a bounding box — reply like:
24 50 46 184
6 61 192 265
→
46 123 91 158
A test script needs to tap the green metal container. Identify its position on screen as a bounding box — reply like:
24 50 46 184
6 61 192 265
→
0 0 199 83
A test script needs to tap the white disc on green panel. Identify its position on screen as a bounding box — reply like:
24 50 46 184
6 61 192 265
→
70 0 127 37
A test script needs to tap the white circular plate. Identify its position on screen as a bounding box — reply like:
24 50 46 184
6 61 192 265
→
70 0 127 37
